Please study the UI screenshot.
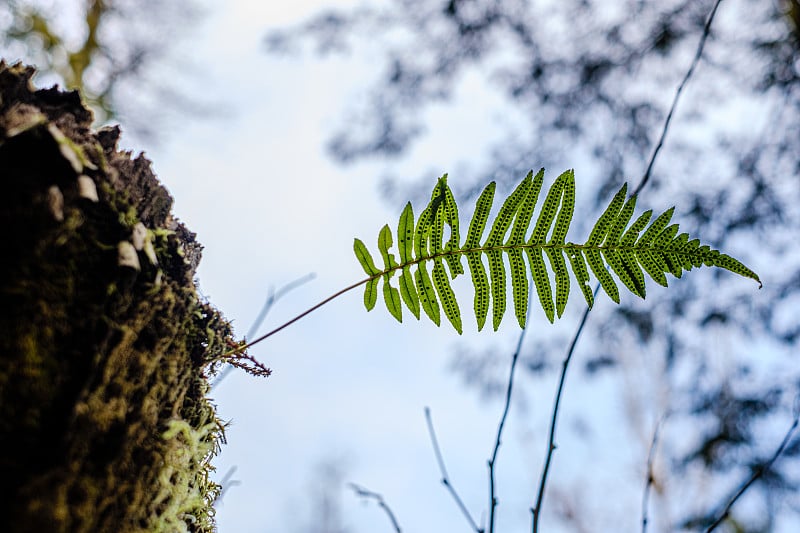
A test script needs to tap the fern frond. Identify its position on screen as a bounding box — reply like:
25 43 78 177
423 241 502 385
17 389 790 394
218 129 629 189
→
353 170 762 333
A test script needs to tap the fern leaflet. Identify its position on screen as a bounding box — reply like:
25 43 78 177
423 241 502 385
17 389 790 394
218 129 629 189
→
353 169 761 333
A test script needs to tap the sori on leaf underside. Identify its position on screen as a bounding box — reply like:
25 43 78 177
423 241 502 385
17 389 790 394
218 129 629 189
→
353 168 761 334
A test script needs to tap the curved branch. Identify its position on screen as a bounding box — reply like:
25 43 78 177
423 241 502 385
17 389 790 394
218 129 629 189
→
704 410 800 532
530 287 597 533
425 407 483 533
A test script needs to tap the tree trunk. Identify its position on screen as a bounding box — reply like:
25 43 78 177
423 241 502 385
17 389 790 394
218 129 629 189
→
0 61 234 533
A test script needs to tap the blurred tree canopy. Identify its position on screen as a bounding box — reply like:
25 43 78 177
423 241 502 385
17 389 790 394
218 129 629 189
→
1 0 204 138
266 0 800 530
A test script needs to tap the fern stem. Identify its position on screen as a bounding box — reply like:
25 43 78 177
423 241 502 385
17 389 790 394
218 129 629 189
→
220 277 371 358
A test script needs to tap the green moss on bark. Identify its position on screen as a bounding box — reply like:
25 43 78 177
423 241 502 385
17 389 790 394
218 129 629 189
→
0 61 236 532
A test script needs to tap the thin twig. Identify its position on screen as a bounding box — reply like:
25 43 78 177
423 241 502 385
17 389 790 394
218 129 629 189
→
348 482 403 533
213 273 316 387
425 407 484 533
217 466 241 501
488 279 533 533
704 410 800 532
531 2 724 529
531 288 597 533
248 273 317 340
642 412 670 533
633 0 723 196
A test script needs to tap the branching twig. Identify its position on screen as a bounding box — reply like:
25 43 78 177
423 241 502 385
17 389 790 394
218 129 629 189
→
642 412 670 533
488 278 533 533
348 482 402 533
217 465 241 502
704 409 800 532
425 407 483 533
248 273 317 340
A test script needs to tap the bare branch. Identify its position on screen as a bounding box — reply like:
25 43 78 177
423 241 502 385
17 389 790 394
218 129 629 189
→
704 407 800 532
348 482 402 533
531 288 597 533
217 466 241 502
248 273 318 340
642 412 670 533
633 0 723 196
424 407 483 533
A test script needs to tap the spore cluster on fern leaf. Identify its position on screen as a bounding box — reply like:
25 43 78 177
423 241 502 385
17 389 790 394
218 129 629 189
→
353 169 761 334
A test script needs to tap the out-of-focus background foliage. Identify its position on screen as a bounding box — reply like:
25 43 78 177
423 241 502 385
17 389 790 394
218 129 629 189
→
1 0 211 139
4 1 800 531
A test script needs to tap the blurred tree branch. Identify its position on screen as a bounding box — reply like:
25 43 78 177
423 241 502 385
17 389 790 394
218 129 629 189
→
2 0 210 139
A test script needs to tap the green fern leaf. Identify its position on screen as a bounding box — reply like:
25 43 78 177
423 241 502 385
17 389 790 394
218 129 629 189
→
433 259 462 333
621 210 652 246
354 238 379 276
486 176 531 246
509 169 543 245
353 169 761 332
546 248 570 318
364 277 379 311
467 252 490 331
637 249 669 287
487 249 506 330
398 202 415 263
530 171 564 244
378 224 398 271
584 249 620 303
568 249 595 308
383 281 403 322
430 196 446 255
606 196 637 246
442 179 464 277
415 265 441 326
508 248 529 327
528 247 555 322
638 207 674 245
550 169 575 244
465 182 495 248
397 202 421 319
415 205 433 259
399 266 420 319
587 184 627 246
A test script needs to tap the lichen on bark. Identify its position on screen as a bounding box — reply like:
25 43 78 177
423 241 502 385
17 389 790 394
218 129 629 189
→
0 61 243 532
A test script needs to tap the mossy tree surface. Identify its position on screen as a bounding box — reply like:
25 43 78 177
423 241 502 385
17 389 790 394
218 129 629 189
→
0 62 236 533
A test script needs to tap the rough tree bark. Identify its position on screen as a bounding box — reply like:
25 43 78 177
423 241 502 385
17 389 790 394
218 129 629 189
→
0 61 240 533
